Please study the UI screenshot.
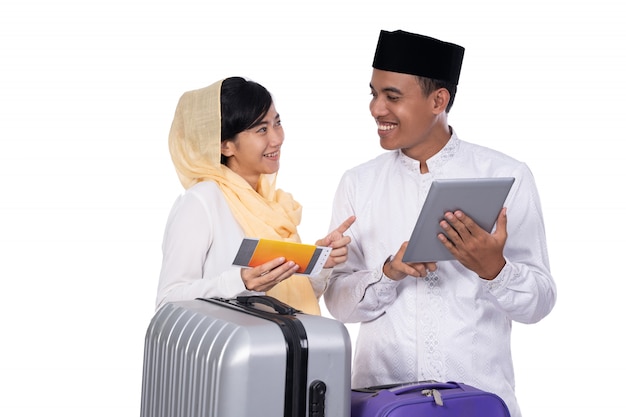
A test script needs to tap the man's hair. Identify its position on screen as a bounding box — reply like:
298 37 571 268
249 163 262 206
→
416 76 458 113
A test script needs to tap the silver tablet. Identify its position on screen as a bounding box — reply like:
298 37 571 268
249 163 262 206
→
402 177 515 263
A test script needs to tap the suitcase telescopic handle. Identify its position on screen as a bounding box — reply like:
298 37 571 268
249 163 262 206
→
236 295 301 315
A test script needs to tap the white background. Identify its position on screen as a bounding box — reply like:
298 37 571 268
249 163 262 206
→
1 0 624 416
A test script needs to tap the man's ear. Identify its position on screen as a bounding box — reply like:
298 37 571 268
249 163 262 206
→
432 88 450 115
221 140 234 157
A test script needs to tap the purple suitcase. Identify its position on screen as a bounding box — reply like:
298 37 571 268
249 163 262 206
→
351 381 510 417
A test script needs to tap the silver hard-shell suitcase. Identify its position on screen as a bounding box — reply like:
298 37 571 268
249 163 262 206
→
140 295 352 417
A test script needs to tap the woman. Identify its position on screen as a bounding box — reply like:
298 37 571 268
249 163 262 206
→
156 77 354 315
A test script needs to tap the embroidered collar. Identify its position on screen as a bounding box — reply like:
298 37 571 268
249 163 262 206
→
398 129 461 175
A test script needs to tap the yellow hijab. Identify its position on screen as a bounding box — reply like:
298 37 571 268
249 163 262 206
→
168 79 320 315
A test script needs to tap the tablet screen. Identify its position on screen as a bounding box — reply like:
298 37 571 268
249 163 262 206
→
402 177 515 263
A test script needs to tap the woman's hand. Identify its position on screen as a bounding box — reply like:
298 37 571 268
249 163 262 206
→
316 215 356 268
240 257 299 292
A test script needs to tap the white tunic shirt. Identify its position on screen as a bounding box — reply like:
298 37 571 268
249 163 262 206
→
156 181 330 310
324 132 556 417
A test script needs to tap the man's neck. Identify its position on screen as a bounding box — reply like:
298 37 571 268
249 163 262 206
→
402 125 452 173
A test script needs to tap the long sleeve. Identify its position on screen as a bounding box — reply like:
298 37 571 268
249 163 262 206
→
324 166 406 323
156 182 253 310
325 149 557 326
481 167 557 324
308 268 333 299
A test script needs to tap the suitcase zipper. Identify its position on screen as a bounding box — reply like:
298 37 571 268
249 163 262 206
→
421 388 444 406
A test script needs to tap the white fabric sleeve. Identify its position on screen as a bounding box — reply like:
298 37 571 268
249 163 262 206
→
323 172 402 322
155 191 253 310
308 268 332 298
480 165 557 323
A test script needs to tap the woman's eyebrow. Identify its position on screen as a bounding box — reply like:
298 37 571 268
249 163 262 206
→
249 113 278 129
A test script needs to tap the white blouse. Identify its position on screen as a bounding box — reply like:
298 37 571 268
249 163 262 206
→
156 181 330 310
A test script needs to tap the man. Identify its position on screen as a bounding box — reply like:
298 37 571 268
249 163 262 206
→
324 30 556 417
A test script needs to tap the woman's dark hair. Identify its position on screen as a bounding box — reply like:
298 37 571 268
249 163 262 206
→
220 77 273 164
416 76 458 113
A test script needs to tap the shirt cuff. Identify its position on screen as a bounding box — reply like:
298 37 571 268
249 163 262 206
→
309 268 333 298
374 260 401 297
482 259 512 293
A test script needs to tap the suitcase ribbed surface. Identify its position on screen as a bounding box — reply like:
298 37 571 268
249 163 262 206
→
140 301 287 417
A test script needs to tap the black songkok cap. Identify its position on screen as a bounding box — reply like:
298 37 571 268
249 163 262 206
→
372 30 465 85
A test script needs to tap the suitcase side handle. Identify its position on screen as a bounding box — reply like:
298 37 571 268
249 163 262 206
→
389 381 460 395
353 381 460 395
236 295 301 315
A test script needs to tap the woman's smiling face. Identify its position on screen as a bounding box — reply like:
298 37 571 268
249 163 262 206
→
221 103 284 188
